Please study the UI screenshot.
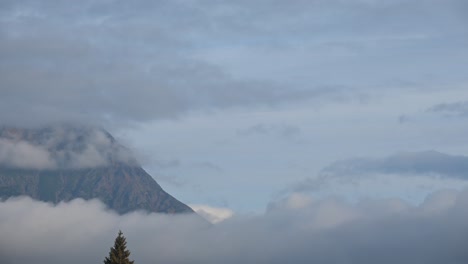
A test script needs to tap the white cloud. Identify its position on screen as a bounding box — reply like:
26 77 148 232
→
0 125 137 170
190 204 234 223
0 138 56 169
1 189 468 264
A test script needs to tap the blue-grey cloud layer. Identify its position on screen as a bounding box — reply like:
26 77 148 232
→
428 101 468 118
291 151 468 194
1 0 467 128
0 0 343 127
322 150 468 179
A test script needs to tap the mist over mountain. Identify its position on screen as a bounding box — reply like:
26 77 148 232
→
0 125 193 214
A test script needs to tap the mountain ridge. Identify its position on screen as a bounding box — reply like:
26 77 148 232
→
0 125 193 214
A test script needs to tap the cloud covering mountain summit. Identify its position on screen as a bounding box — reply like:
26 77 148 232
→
0 124 193 214
0 125 136 170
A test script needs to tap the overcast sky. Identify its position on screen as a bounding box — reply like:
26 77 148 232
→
1 0 468 213
3 1 468 263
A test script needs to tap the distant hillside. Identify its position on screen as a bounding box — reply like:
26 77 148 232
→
0 125 193 214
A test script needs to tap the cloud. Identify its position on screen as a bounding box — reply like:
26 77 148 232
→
2 0 464 128
0 125 136 169
2 189 468 264
0 0 344 129
427 101 468 117
152 159 181 170
398 114 410 124
237 123 301 140
290 150 468 194
0 138 55 170
153 173 187 188
321 150 468 179
190 162 224 173
190 204 234 224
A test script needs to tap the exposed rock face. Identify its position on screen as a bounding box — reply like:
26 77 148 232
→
0 125 193 214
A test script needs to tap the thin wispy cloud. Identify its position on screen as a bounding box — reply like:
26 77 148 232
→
321 150 468 179
427 101 468 118
290 151 468 195
237 123 301 140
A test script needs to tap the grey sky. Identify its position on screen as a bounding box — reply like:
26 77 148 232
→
2 1 468 262
1 0 468 211
0 0 351 127
1 0 467 127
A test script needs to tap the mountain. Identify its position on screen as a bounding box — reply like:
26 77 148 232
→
0 125 193 214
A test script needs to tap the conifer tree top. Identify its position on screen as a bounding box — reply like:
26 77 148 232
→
104 230 135 264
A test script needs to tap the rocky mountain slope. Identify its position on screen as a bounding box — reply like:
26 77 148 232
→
0 125 193 214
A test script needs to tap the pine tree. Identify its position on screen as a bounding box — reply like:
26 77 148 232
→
104 230 135 264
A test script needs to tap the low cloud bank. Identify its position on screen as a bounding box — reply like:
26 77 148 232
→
2 189 468 264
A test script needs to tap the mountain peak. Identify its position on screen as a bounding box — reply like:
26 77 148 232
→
0 125 193 214
0 124 138 170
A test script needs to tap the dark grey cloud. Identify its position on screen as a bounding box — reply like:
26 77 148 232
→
321 150 468 179
291 150 468 193
1 0 466 128
427 101 468 118
398 114 410 124
237 123 301 140
0 0 348 128
1 189 468 264
152 159 223 173
190 161 224 173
